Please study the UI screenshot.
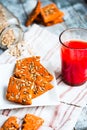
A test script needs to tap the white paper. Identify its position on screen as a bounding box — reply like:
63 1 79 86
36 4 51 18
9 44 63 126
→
0 62 59 110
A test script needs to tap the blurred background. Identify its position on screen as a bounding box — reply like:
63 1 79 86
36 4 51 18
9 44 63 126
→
0 0 87 32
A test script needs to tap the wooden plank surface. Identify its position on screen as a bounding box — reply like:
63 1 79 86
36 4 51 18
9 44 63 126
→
0 0 87 130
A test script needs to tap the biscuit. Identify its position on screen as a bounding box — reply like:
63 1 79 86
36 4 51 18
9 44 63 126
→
25 0 41 26
40 3 64 24
45 16 64 26
6 56 54 105
0 116 19 130
32 75 54 98
14 56 53 82
6 76 33 105
22 114 44 130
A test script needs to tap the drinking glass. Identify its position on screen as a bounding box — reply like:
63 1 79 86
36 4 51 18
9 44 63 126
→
59 28 87 86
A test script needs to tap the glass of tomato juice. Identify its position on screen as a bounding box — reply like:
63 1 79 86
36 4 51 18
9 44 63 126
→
59 28 87 86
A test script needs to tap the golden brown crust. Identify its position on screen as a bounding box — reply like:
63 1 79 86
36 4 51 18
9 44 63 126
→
14 56 40 81
25 0 41 26
32 75 53 98
22 114 44 130
6 76 33 105
44 16 64 26
34 13 64 26
25 1 64 26
0 116 19 130
6 56 54 105
0 128 3 130
13 57 54 98
14 56 53 82
14 57 54 99
40 3 60 23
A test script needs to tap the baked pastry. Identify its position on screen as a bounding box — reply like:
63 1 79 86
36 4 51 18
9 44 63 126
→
40 3 64 24
0 114 44 130
6 56 54 105
22 114 44 130
32 75 53 98
14 56 40 81
44 13 64 26
14 56 53 82
14 56 54 98
25 0 41 26
0 116 19 130
6 76 33 105
25 1 64 26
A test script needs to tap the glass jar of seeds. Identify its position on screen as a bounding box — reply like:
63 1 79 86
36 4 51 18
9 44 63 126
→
0 3 23 49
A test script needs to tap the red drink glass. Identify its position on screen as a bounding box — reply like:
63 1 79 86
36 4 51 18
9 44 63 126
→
59 28 87 86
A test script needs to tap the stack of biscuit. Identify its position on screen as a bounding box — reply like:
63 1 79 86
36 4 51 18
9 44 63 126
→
6 56 54 105
25 0 64 26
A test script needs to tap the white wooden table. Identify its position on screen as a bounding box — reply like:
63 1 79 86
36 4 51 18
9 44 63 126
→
0 0 87 130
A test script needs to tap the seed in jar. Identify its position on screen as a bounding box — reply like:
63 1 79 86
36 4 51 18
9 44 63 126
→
1 29 15 47
9 44 22 58
0 22 7 33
